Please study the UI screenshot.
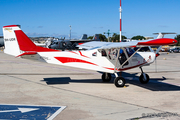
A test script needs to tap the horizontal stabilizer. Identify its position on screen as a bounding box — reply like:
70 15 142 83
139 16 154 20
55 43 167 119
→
16 51 37 57
153 33 176 38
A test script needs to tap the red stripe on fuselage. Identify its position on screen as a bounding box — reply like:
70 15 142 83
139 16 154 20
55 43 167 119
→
79 51 90 58
69 51 79 55
103 62 147 71
54 57 98 66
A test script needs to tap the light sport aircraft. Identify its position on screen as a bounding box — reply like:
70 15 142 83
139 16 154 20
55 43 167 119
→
3 25 177 87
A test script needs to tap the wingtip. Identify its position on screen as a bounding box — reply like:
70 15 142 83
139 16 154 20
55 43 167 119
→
138 38 177 46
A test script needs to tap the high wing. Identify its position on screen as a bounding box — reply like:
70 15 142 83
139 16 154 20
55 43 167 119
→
77 38 177 50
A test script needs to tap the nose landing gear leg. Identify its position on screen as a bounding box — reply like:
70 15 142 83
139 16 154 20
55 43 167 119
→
139 67 149 84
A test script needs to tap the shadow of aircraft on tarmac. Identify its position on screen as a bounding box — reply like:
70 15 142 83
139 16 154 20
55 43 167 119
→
42 72 180 91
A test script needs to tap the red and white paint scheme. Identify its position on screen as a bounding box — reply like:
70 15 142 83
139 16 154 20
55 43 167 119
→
3 25 177 87
119 0 122 42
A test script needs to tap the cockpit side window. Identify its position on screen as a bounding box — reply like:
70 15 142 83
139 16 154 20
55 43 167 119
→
126 48 135 57
119 48 129 66
101 49 107 56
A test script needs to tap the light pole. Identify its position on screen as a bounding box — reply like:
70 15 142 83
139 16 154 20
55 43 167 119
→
104 29 111 42
69 25 71 40
119 0 122 42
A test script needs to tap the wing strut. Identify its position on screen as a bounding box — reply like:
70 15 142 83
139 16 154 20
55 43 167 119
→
113 47 142 72
114 48 121 72
119 47 141 69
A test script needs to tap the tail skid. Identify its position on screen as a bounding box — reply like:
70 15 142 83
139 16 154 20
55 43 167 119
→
3 25 57 57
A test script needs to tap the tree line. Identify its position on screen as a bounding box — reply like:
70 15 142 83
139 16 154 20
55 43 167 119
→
174 35 180 46
88 33 180 46
88 33 146 42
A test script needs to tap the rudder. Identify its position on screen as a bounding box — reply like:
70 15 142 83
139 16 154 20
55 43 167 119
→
3 25 22 56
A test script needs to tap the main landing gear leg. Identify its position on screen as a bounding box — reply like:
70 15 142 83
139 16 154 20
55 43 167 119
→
102 73 111 82
114 72 126 87
101 72 126 87
139 67 149 84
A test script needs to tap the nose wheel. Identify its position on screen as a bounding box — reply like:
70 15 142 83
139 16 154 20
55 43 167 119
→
139 67 150 84
139 73 149 84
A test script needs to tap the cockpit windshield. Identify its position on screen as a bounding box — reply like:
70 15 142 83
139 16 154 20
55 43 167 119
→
125 48 135 56
100 48 135 66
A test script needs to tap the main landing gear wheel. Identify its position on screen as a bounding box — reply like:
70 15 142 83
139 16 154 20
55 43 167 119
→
102 73 111 82
114 77 126 87
139 73 149 84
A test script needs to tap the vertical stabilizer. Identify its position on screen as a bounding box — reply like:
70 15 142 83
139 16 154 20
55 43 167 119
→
81 34 88 40
93 34 100 41
3 25 58 57
3 25 22 56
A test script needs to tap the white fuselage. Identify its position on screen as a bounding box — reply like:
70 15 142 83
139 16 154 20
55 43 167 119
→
21 49 156 73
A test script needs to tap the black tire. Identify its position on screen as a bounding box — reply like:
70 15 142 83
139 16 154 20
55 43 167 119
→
102 73 111 82
114 77 126 87
139 73 149 84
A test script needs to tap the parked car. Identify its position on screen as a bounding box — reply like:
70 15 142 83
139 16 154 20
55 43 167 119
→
161 48 165 52
169 47 180 53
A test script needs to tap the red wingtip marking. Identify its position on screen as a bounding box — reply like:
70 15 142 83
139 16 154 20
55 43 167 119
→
138 38 177 46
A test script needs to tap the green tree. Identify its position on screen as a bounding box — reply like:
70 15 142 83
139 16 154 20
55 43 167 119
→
174 35 180 46
131 35 146 40
87 36 93 40
99 34 107 41
111 33 127 42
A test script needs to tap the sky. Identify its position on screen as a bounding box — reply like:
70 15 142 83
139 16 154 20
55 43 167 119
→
0 0 180 39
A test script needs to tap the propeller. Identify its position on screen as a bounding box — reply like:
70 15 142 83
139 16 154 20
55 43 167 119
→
148 46 162 72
